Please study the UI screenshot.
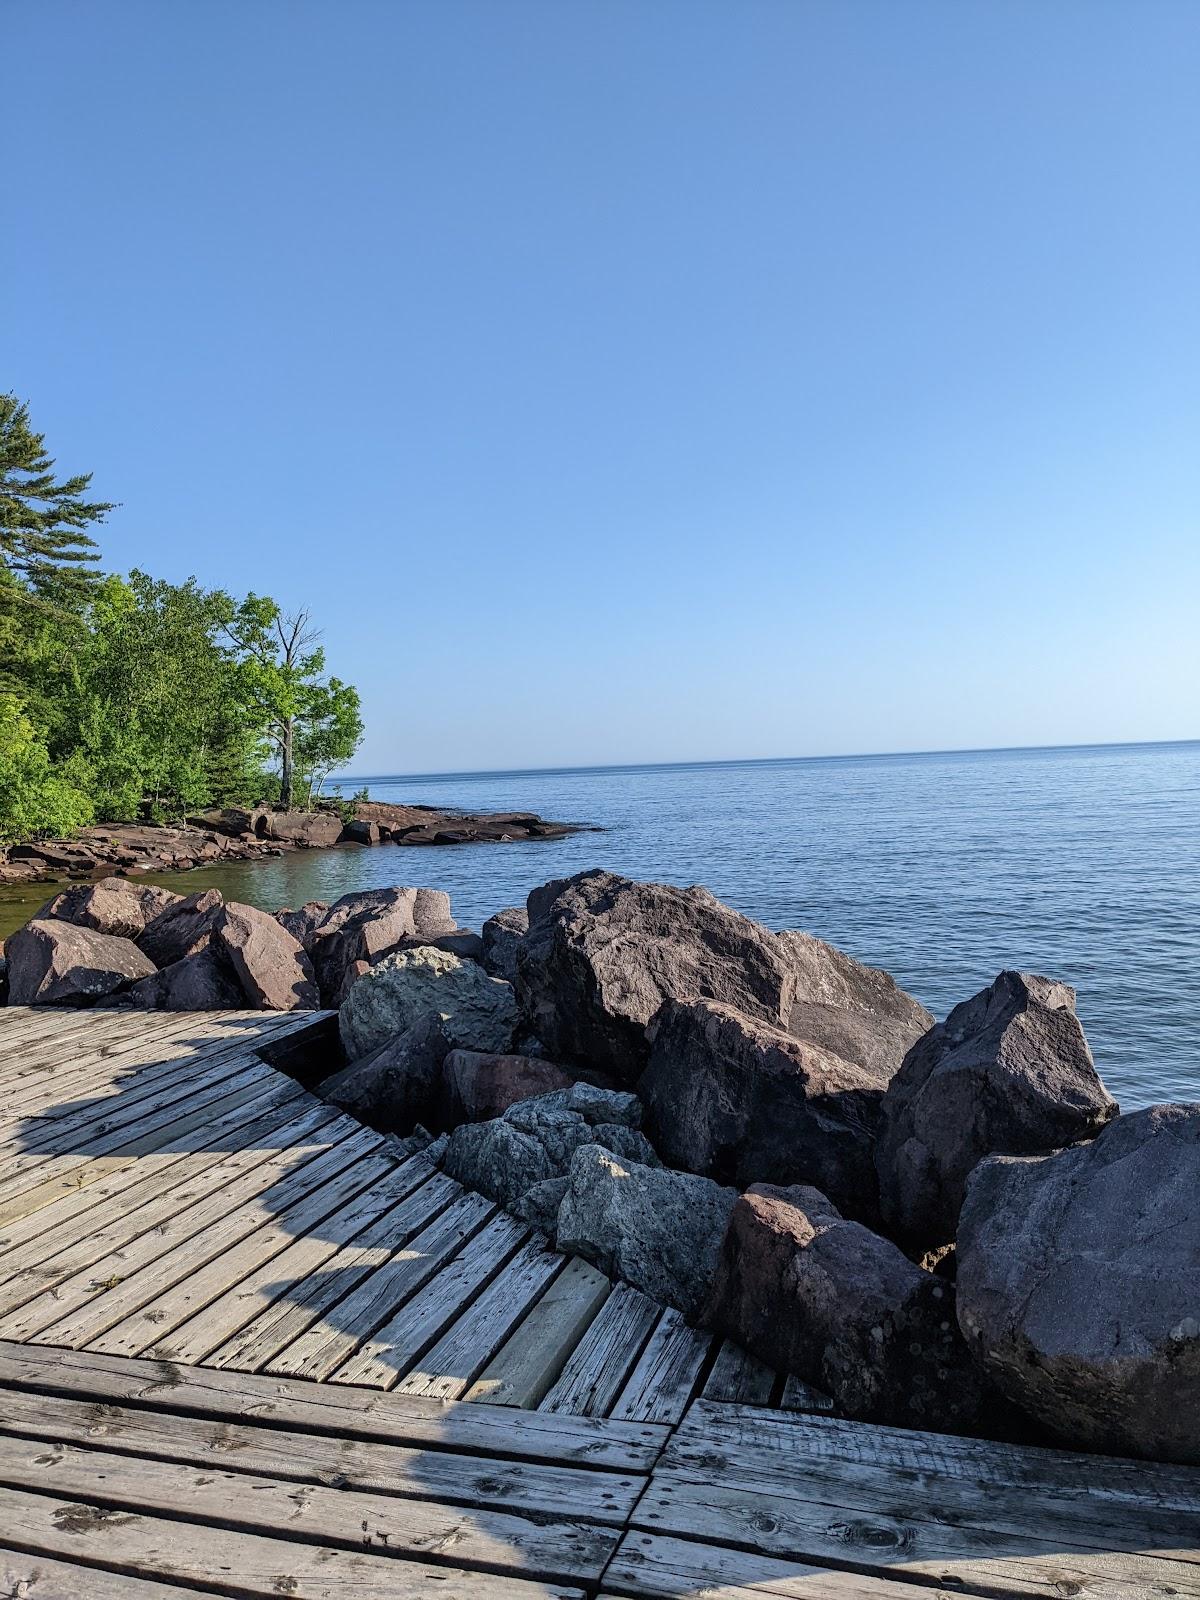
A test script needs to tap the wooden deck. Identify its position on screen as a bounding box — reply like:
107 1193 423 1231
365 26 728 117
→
0 1005 1196 1597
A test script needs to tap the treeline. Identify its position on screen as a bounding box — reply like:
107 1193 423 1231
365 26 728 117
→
0 394 363 844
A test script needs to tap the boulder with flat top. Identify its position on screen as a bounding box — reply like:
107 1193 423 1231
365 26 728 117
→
876 971 1118 1249
517 870 797 1084
956 1103 1200 1463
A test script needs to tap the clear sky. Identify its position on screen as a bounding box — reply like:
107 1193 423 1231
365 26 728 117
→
5 0 1198 773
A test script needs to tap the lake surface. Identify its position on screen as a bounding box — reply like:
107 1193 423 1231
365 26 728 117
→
4 742 1197 1109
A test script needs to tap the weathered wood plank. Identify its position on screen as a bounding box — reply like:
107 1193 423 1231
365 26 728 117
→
0 1433 619 1583
397 1237 565 1401
602 1530 978 1599
0 1484 586 1599
81 1142 398 1357
0 1081 320 1305
0 1385 649 1524
675 1400 1200 1512
329 1210 531 1390
467 1256 612 1409
0 1112 360 1342
265 1188 497 1381
151 1156 434 1364
540 1283 660 1417
609 1308 711 1424
203 1167 460 1371
0 1340 669 1470
701 1339 776 1404
632 1470 1200 1598
0 1546 224 1599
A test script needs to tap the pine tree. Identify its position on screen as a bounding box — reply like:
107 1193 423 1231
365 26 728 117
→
0 393 113 610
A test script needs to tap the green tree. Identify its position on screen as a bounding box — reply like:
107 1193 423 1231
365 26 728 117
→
225 597 363 808
0 695 93 844
0 394 113 614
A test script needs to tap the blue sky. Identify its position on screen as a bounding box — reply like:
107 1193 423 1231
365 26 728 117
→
5 0 1198 772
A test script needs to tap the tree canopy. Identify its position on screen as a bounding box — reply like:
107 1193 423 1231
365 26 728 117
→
0 395 363 842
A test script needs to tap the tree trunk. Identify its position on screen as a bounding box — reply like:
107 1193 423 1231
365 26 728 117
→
279 718 294 809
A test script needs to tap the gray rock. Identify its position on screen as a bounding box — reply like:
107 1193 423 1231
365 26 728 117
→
956 1104 1200 1463
320 1014 452 1133
481 906 528 984
518 870 796 1083
6 919 157 1006
43 877 182 941
512 1176 570 1236
876 971 1118 1249
641 999 889 1223
338 944 517 1061
557 1145 737 1320
706 1183 984 1430
776 928 933 1077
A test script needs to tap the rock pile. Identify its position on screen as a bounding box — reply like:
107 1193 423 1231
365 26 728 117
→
4 862 1192 1464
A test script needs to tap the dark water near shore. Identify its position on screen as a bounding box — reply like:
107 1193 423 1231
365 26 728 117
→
4 741 1197 1108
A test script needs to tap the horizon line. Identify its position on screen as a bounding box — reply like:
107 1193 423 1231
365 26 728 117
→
334 734 1200 787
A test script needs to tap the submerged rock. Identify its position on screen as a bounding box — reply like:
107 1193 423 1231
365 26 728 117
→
876 971 1117 1248
557 1145 737 1320
956 1103 1200 1464
6 918 156 1006
706 1183 984 1430
517 870 796 1084
640 999 889 1222
338 944 517 1060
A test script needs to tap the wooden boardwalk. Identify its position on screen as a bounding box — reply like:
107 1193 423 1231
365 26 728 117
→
0 1005 1196 1597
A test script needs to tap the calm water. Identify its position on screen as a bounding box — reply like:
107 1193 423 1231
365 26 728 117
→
3 742 1197 1108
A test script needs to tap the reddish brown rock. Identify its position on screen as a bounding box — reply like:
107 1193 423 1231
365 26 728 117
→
125 944 245 1010
876 971 1118 1249
6 919 156 1006
136 890 225 969
517 870 797 1084
706 1183 984 1431
210 902 319 1010
641 999 888 1223
42 877 183 941
439 1050 574 1126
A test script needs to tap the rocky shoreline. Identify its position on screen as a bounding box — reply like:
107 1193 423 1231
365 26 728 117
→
1 867 1195 1463
0 800 590 888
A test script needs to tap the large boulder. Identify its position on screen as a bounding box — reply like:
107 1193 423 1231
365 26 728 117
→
706 1183 984 1430
481 907 528 984
439 1050 573 1126
307 887 456 1004
125 944 246 1011
557 1145 737 1320
777 929 933 1078
517 870 797 1084
640 999 889 1223
136 889 225 969
338 944 517 1061
956 1104 1200 1463
440 1084 657 1223
6 919 156 1006
210 902 319 1010
320 1014 453 1133
43 877 182 941
876 971 1118 1249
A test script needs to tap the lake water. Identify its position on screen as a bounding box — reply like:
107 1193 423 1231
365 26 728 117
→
3 741 1197 1109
